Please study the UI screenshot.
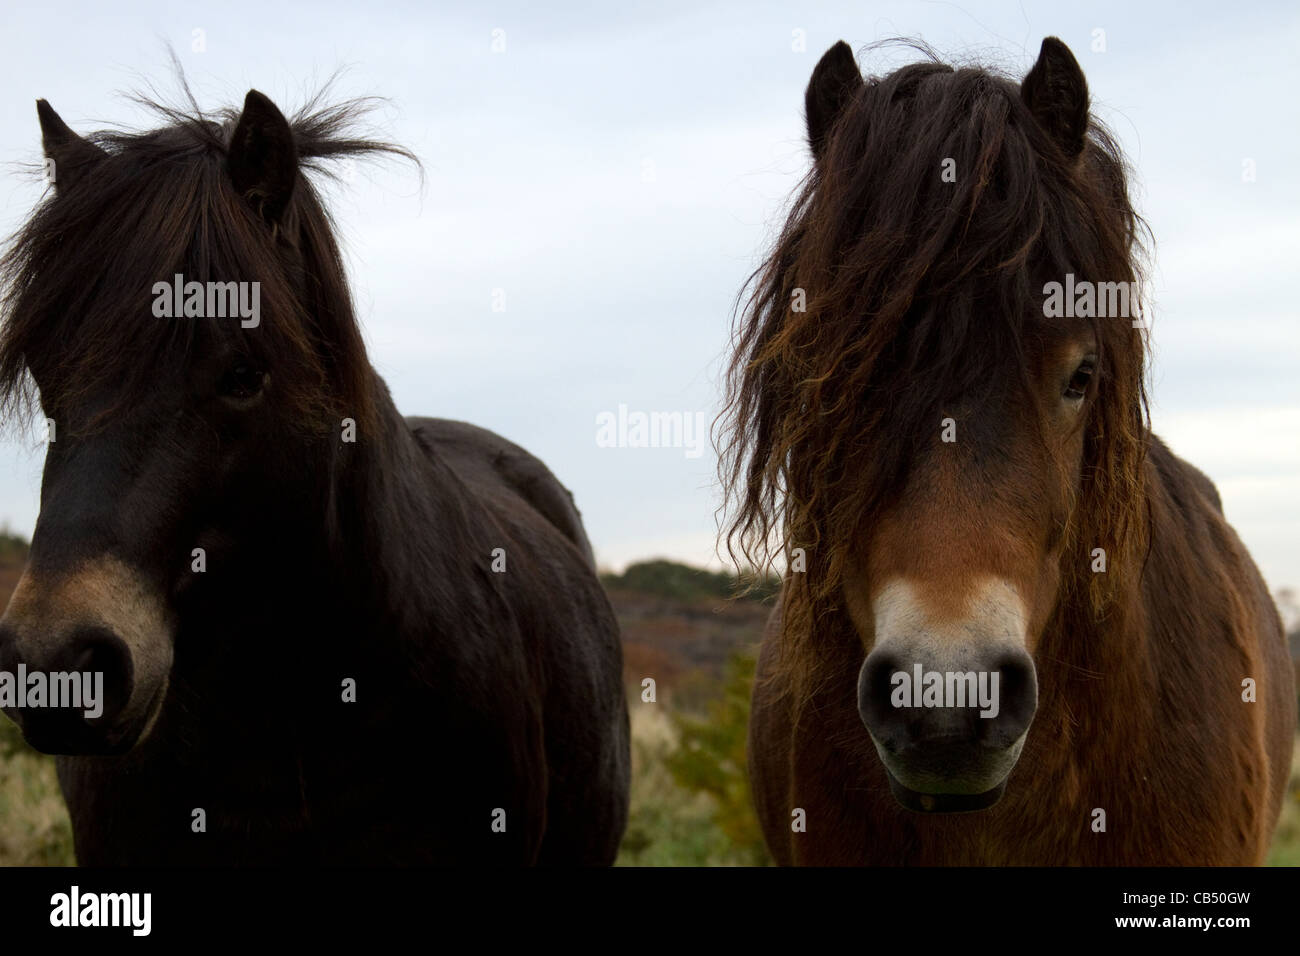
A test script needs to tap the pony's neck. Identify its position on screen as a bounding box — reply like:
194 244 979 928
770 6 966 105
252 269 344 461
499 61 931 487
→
1033 584 1150 752
327 383 482 637
169 385 478 728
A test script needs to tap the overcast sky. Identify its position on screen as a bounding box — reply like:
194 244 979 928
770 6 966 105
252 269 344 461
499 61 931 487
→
1 1 1297 594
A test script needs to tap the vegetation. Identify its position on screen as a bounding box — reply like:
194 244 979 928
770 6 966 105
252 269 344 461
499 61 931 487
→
0 715 74 865
0 527 28 568
617 652 771 866
663 653 769 864
601 559 779 604
615 705 751 866
1265 736 1300 866
0 546 1296 866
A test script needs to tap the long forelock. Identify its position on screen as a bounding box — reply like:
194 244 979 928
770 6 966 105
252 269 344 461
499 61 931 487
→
719 50 1151 669
0 84 416 438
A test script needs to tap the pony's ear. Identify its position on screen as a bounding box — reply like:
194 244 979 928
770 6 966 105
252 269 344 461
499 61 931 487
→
805 40 863 161
228 89 298 224
36 100 106 191
1021 37 1089 160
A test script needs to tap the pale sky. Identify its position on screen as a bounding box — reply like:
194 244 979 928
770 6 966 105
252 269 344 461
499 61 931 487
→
1 1 1297 592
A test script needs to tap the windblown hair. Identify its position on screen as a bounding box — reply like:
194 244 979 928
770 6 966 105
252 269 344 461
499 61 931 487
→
718 45 1152 663
0 78 415 437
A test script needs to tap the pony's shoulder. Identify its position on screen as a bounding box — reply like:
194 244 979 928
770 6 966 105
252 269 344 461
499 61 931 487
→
1147 433 1224 516
405 416 596 566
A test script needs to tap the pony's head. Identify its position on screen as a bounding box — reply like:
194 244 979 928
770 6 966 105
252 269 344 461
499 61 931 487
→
0 83 410 754
720 38 1149 810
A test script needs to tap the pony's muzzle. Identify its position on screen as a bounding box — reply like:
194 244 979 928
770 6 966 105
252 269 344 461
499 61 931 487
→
0 559 173 755
0 624 136 753
857 642 1037 812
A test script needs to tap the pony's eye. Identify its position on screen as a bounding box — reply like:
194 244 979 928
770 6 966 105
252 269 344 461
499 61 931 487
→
218 361 267 403
1064 360 1094 401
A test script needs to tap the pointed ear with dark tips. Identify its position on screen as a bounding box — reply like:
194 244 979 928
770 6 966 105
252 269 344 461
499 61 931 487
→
36 99 106 191
227 89 298 224
1021 37 1090 159
805 40 864 161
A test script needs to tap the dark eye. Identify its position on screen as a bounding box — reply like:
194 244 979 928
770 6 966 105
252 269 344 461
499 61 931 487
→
1064 359 1094 401
218 361 267 403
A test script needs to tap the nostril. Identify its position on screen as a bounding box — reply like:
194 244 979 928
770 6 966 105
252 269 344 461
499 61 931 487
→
982 651 1038 748
860 646 1039 752
858 650 912 747
997 654 1035 704
64 627 133 724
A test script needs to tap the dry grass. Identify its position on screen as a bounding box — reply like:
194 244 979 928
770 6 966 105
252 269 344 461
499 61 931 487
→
0 717 74 865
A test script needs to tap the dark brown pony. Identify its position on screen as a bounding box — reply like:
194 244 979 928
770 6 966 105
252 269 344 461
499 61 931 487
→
721 37 1295 864
0 82 629 864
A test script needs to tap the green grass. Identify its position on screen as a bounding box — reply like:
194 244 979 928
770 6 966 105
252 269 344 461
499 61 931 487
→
615 705 760 866
601 559 779 603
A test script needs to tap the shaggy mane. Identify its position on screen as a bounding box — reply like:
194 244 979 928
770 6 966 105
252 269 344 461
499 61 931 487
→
717 42 1152 682
0 74 415 438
